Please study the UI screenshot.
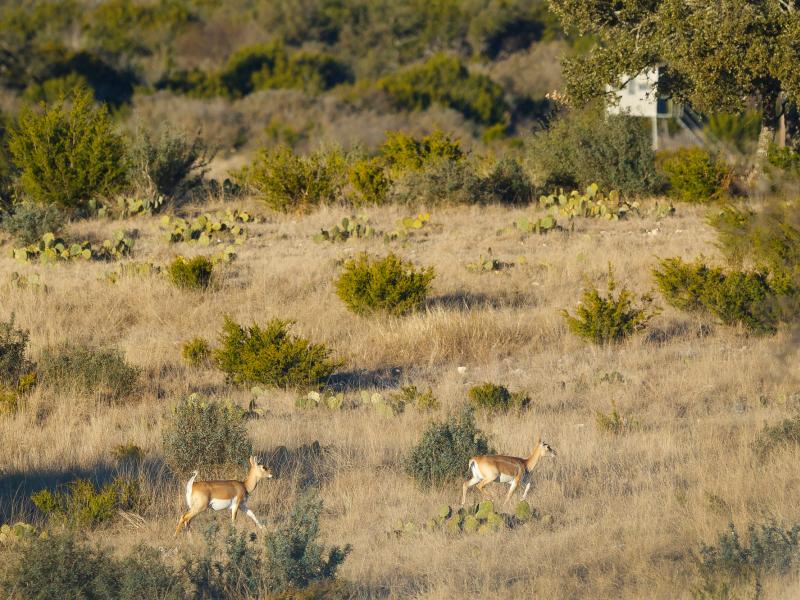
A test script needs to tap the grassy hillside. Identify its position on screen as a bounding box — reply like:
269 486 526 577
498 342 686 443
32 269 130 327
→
1 197 800 598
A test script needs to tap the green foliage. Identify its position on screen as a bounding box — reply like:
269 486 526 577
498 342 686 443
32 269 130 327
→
481 157 533 205
160 209 254 245
657 148 731 204
130 128 210 203
335 252 435 316
652 258 780 334
262 494 351 594
8 86 127 211
313 216 376 243
393 499 534 536
693 522 800 599
562 266 654 344
380 131 464 173
595 401 637 435
513 214 559 235
162 394 252 476
0 317 33 388
38 345 139 403
182 337 211 367
753 415 800 459
1 202 66 245
388 158 484 206
467 383 530 414
235 146 346 213
0 532 185 600
392 385 440 412
405 407 491 487
538 183 641 220
214 317 339 389
167 256 214 290
12 230 133 263
705 111 762 154
31 476 142 528
379 53 509 126
526 109 662 197
768 145 800 174
347 157 390 206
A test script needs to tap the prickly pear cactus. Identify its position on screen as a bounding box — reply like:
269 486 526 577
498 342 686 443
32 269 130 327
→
160 209 256 244
314 215 376 243
12 231 133 263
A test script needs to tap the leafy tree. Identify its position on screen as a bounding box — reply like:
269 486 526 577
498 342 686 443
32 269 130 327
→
548 0 800 157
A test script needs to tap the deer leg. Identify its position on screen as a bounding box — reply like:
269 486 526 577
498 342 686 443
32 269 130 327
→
461 476 481 505
244 506 264 529
230 497 240 525
521 481 532 500
504 478 519 507
175 506 204 536
476 478 494 498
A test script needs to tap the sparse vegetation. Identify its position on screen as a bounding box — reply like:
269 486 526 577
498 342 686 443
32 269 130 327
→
168 255 214 290
335 252 434 316
1 202 66 245
467 382 530 414
182 337 211 367
31 476 143 528
38 345 139 403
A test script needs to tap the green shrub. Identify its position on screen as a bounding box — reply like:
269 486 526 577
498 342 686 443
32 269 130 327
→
468 382 530 413
235 146 346 213
0 317 33 388
378 53 509 126
1 202 66 245
657 147 730 203
405 406 491 487
705 111 761 153
8 86 128 211
768 144 800 174
526 109 662 197
335 252 435 316
214 317 339 389
562 267 655 344
130 128 209 203
652 257 779 334
380 130 464 173
38 345 139 402
0 532 185 600
31 476 143 528
481 157 533 205
693 521 800 598
388 158 485 205
168 255 213 290
753 415 800 459
182 337 211 367
595 401 638 435
392 385 440 412
162 394 252 476
347 157 390 206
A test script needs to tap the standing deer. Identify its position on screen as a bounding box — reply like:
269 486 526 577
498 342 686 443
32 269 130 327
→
461 437 556 506
175 456 273 535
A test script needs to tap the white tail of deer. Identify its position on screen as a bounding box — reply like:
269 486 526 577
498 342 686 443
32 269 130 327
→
175 456 273 535
461 437 556 506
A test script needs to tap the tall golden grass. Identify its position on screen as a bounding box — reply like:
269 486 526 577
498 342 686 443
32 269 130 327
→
1 199 799 598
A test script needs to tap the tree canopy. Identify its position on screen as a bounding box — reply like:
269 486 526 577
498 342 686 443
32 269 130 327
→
548 0 800 147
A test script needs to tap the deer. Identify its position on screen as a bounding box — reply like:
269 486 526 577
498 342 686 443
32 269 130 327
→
175 456 273 536
461 437 556 507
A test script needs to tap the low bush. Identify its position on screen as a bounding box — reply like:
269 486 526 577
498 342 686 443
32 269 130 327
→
693 521 800 598
405 407 491 487
768 144 800 174
168 255 213 290
753 415 800 459
392 385 440 412
129 128 210 203
0 317 33 388
347 157 390 206
481 157 533 205
526 108 662 197
8 86 128 212
562 267 655 344
31 476 143 528
468 382 530 413
335 253 434 316
380 130 464 173
657 147 730 203
388 158 484 205
1 202 66 245
595 402 638 435
214 317 338 389
652 257 779 334
162 394 252 476
378 53 509 126
38 345 139 402
0 532 185 600
235 146 346 213
705 111 761 153
182 337 211 367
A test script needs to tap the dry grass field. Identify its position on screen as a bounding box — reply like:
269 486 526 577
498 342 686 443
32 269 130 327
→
2 196 800 599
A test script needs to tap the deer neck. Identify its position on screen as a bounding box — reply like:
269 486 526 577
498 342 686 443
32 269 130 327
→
243 470 260 494
525 446 543 472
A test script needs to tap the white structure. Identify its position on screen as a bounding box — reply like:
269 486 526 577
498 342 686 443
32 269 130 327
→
606 67 669 149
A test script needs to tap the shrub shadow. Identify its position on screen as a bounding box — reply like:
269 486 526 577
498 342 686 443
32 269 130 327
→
264 441 336 490
325 366 403 392
426 291 531 310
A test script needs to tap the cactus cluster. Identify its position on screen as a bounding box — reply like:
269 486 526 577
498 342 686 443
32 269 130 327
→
390 385 440 412
9 272 48 292
513 214 560 234
392 500 538 537
0 522 41 544
160 209 256 244
539 183 638 220
12 231 134 263
296 390 348 410
465 253 513 273
313 215 376 242
93 195 166 218
104 261 161 284
295 387 430 416
384 212 438 242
